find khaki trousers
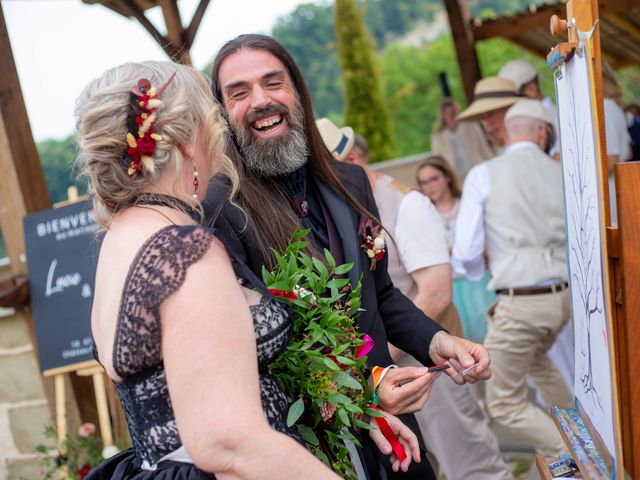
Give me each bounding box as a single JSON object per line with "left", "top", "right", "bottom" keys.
{"left": 484, "top": 289, "right": 574, "bottom": 456}
{"left": 397, "top": 355, "right": 513, "bottom": 480}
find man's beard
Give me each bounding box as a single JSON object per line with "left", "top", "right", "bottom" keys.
{"left": 231, "top": 99, "right": 309, "bottom": 177}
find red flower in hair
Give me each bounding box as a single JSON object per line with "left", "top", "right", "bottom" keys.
{"left": 137, "top": 135, "right": 156, "bottom": 156}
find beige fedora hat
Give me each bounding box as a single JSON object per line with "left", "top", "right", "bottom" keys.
{"left": 457, "top": 77, "right": 520, "bottom": 121}
{"left": 316, "top": 117, "right": 354, "bottom": 161}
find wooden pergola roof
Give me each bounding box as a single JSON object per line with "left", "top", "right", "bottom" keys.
{"left": 472, "top": 0, "right": 640, "bottom": 68}
{"left": 82, "top": 0, "right": 211, "bottom": 64}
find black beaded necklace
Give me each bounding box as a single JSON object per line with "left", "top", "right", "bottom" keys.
{"left": 131, "top": 192, "right": 198, "bottom": 220}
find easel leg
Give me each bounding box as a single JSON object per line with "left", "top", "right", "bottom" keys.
{"left": 54, "top": 374, "right": 70, "bottom": 479}
{"left": 92, "top": 372, "right": 113, "bottom": 447}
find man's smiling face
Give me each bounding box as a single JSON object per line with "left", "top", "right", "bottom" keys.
{"left": 218, "top": 48, "right": 308, "bottom": 176}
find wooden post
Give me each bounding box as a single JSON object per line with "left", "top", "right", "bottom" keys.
{"left": 0, "top": 3, "right": 50, "bottom": 216}
{"left": 612, "top": 161, "right": 640, "bottom": 478}
{"left": 443, "top": 0, "right": 482, "bottom": 105}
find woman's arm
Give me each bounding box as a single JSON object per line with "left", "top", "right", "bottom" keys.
{"left": 161, "top": 238, "right": 339, "bottom": 479}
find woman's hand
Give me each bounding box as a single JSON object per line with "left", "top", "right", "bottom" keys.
{"left": 368, "top": 410, "right": 421, "bottom": 473}
{"left": 376, "top": 366, "right": 440, "bottom": 414}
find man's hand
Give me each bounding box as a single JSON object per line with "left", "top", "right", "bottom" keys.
{"left": 368, "top": 410, "right": 421, "bottom": 473}
{"left": 428, "top": 330, "right": 491, "bottom": 384}
{"left": 376, "top": 366, "right": 440, "bottom": 415}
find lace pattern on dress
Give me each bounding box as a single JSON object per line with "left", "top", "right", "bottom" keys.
{"left": 105, "top": 225, "right": 298, "bottom": 466}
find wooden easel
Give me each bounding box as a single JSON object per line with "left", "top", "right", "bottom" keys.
{"left": 42, "top": 188, "right": 117, "bottom": 473}
{"left": 544, "top": 0, "right": 640, "bottom": 478}
{"left": 43, "top": 360, "right": 114, "bottom": 458}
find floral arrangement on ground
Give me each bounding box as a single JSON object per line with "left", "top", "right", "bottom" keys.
{"left": 36, "top": 423, "right": 120, "bottom": 480}
{"left": 262, "top": 229, "right": 380, "bottom": 479}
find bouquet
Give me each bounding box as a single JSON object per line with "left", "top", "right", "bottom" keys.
{"left": 262, "top": 230, "right": 379, "bottom": 479}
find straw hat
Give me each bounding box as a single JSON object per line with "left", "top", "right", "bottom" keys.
{"left": 457, "top": 77, "right": 520, "bottom": 121}
{"left": 499, "top": 60, "right": 537, "bottom": 91}
{"left": 505, "top": 98, "right": 554, "bottom": 126}
{"left": 316, "top": 117, "right": 354, "bottom": 161}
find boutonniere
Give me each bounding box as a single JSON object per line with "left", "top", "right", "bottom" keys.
{"left": 358, "top": 216, "right": 386, "bottom": 271}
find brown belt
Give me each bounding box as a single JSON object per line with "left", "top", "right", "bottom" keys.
{"left": 496, "top": 282, "right": 568, "bottom": 296}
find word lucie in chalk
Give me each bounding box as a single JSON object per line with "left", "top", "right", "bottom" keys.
{"left": 45, "top": 259, "right": 82, "bottom": 297}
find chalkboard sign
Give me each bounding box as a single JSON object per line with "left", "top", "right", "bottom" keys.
{"left": 23, "top": 200, "right": 102, "bottom": 374}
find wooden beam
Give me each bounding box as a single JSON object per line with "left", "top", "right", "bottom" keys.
{"left": 606, "top": 12, "right": 640, "bottom": 40}
{"left": 444, "top": 0, "right": 481, "bottom": 105}
{"left": 0, "top": 3, "right": 50, "bottom": 216}
{"left": 184, "top": 0, "right": 210, "bottom": 50}
{"left": 158, "top": 0, "right": 191, "bottom": 65}
{"left": 473, "top": 4, "right": 566, "bottom": 40}
{"left": 111, "top": 0, "right": 178, "bottom": 58}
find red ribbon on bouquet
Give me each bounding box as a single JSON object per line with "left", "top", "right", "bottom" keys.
{"left": 268, "top": 289, "right": 298, "bottom": 300}
{"left": 371, "top": 404, "right": 407, "bottom": 462}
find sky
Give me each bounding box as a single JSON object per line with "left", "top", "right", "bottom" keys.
{"left": 3, "top": 0, "right": 309, "bottom": 142}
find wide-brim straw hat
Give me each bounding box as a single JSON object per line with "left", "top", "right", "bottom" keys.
{"left": 457, "top": 77, "right": 520, "bottom": 121}
{"left": 316, "top": 117, "right": 354, "bottom": 161}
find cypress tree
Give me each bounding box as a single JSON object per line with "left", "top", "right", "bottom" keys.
{"left": 335, "top": 0, "right": 396, "bottom": 162}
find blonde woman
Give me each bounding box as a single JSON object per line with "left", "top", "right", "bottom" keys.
{"left": 79, "top": 61, "right": 340, "bottom": 480}
{"left": 80, "top": 61, "right": 417, "bottom": 480}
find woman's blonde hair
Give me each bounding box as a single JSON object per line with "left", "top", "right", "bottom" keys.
{"left": 432, "top": 97, "right": 459, "bottom": 134}
{"left": 416, "top": 154, "right": 461, "bottom": 199}
{"left": 75, "top": 61, "right": 238, "bottom": 227}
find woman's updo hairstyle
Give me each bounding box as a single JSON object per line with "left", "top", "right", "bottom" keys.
{"left": 75, "top": 61, "right": 237, "bottom": 227}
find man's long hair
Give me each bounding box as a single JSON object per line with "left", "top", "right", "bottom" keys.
{"left": 210, "top": 34, "right": 378, "bottom": 268}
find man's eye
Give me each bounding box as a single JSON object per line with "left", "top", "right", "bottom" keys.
{"left": 267, "top": 81, "right": 282, "bottom": 88}
{"left": 230, "top": 90, "right": 247, "bottom": 100}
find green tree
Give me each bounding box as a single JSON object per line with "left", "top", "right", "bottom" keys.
{"left": 37, "top": 135, "right": 83, "bottom": 204}
{"left": 273, "top": 2, "right": 344, "bottom": 121}
{"left": 335, "top": 0, "right": 395, "bottom": 162}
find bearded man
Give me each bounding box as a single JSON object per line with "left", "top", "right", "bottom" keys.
{"left": 203, "top": 34, "right": 490, "bottom": 479}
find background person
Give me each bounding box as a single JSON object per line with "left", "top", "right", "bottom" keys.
{"left": 453, "top": 99, "right": 573, "bottom": 456}
{"left": 498, "top": 59, "right": 560, "bottom": 158}
{"left": 456, "top": 76, "right": 520, "bottom": 153}
{"left": 321, "top": 121, "right": 512, "bottom": 480}
{"left": 430, "top": 97, "right": 495, "bottom": 179}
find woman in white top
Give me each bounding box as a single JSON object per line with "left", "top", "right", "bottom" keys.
{"left": 416, "top": 156, "right": 495, "bottom": 343}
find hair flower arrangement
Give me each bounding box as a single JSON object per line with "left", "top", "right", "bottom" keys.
{"left": 124, "top": 72, "right": 176, "bottom": 176}
{"left": 358, "top": 216, "right": 386, "bottom": 271}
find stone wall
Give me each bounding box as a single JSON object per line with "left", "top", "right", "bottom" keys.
{"left": 0, "top": 306, "right": 51, "bottom": 480}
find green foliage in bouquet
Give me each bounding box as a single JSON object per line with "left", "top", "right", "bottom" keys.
{"left": 262, "top": 229, "right": 380, "bottom": 479}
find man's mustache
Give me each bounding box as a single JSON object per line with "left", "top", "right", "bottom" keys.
{"left": 245, "top": 104, "right": 290, "bottom": 128}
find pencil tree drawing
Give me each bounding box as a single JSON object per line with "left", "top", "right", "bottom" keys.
{"left": 562, "top": 64, "right": 604, "bottom": 412}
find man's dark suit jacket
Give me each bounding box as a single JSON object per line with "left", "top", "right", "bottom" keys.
{"left": 203, "top": 161, "right": 443, "bottom": 369}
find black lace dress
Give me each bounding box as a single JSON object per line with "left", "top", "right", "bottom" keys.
{"left": 88, "top": 225, "right": 296, "bottom": 479}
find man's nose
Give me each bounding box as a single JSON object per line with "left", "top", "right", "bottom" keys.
{"left": 250, "top": 86, "right": 270, "bottom": 110}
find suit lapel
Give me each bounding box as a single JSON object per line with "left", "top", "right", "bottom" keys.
{"left": 315, "top": 178, "right": 363, "bottom": 289}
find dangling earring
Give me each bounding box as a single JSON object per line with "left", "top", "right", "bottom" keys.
{"left": 192, "top": 159, "right": 199, "bottom": 200}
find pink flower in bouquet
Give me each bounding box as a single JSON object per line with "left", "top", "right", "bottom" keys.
{"left": 356, "top": 334, "right": 374, "bottom": 359}
{"left": 78, "top": 423, "right": 97, "bottom": 438}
